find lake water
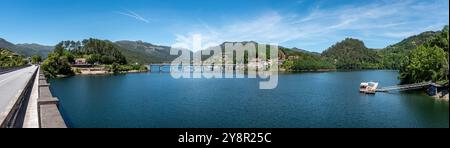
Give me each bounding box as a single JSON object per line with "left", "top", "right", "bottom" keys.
{"left": 49, "top": 70, "right": 449, "bottom": 128}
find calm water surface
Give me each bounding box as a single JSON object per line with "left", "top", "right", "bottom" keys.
{"left": 49, "top": 70, "right": 449, "bottom": 128}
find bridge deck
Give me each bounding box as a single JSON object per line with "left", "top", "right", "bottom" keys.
{"left": 0, "top": 66, "right": 38, "bottom": 127}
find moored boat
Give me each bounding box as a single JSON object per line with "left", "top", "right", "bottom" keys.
{"left": 360, "top": 81, "right": 379, "bottom": 94}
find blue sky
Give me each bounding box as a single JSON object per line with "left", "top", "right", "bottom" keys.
{"left": 0, "top": 0, "right": 448, "bottom": 52}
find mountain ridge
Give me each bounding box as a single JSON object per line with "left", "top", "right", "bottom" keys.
{"left": 1, "top": 25, "right": 447, "bottom": 66}
{"left": 0, "top": 38, "right": 53, "bottom": 57}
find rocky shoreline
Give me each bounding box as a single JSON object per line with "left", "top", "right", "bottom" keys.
{"left": 433, "top": 93, "right": 449, "bottom": 102}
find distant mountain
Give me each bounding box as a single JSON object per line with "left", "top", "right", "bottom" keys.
{"left": 199, "top": 41, "right": 335, "bottom": 71}
{"left": 16, "top": 43, "right": 53, "bottom": 57}
{"left": 0, "top": 38, "right": 53, "bottom": 57}
{"left": 291, "top": 47, "right": 320, "bottom": 56}
{"left": 322, "top": 38, "right": 380, "bottom": 69}
{"left": 0, "top": 38, "right": 17, "bottom": 51}
{"left": 379, "top": 30, "right": 440, "bottom": 69}
{"left": 218, "top": 41, "right": 282, "bottom": 56}
{"left": 114, "top": 40, "right": 334, "bottom": 71}
{"left": 216, "top": 41, "right": 313, "bottom": 59}
{"left": 17, "top": 43, "right": 54, "bottom": 52}
{"left": 115, "top": 40, "right": 313, "bottom": 64}
{"left": 115, "top": 40, "right": 178, "bottom": 64}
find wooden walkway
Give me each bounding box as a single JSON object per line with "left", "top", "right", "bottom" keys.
{"left": 376, "top": 82, "right": 433, "bottom": 92}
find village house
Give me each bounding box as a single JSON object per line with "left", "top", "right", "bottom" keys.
{"left": 73, "top": 58, "right": 93, "bottom": 68}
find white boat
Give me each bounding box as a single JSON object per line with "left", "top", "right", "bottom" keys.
{"left": 360, "top": 81, "right": 379, "bottom": 94}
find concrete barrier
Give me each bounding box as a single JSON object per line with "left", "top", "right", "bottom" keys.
{"left": 37, "top": 68, "right": 67, "bottom": 128}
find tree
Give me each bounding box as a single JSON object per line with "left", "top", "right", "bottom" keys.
{"left": 100, "top": 55, "right": 115, "bottom": 64}
{"left": 41, "top": 50, "right": 74, "bottom": 77}
{"left": 399, "top": 45, "right": 447, "bottom": 84}
{"left": 425, "top": 25, "right": 449, "bottom": 52}
{"left": 56, "top": 38, "right": 128, "bottom": 65}
{"left": 282, "top": 52, "right": 335, "bottom": 71}
{"left": 63, "top": 50, "right": 75, "bottom": 63}
{"left": 0, "top": 48, "right": 26, "bottom": 68}
{"left": 86, "top": 54, "right": 101, "bottom": 64}
{"left": 282, "top": 60, "right": 294, "bottom": 70}
{"left": 31, "top": 55, "right": 42, "bottom": 64}
{"left": 110, "top": 63, "right": 120, "bottom": 73}
{"left": 399, "top": 26, "right": 449, "bottom": 84}
{"left": 54, "top": 43, "right": 65, "bottom": 56}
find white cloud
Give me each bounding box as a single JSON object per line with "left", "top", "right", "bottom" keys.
{"left": 173, "top": 0, "right": 449, "bottom": 52}
{"left": 116, "top": 10, "right": 150, "bottom": 23}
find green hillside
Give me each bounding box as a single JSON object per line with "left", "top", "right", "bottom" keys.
{"left": 0, "top": 48, "right": 27, "bottom": 68}
{"left": 379, "top": 31, "right": 439, "bottom": 69}
{"left": 322, "top": 38, "right": 381, "bottom": 69}
{"left": 0, "top": 38, "right": 53, "bottom": 57}
{"left": 115, "top": 40, "right": 178, "bottom": 64}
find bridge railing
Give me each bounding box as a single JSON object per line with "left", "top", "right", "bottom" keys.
{"left": 37, "top": 68, "right": 67, "bottom": 128}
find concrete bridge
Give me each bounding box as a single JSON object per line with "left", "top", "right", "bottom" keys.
{"left": 149, "top": 63, "right": 248, "bottom": 73}
{"left": 0, "top": 66, "right": 66, "bottom": 128}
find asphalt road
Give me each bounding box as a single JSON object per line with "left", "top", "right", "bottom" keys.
{"left": 0, "top": 66, "right": 37, "bottom": 116}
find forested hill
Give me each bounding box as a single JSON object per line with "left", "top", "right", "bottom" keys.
{"left": 114, "top": 40, "right": 314, "bottom": 64}
{"left": 398, "top": 26, "right": 449, "bottom": 84}
{"left": 211, "top": 41, "right": 335, "bottom": 71}
{"left": 379, "top": 31, "right": 440, "bottom": 69}
{"left": 114, "top": 40, "right": 177, "bottom": 64}
{"left": 319, "top": 26, "right": 448, "bottom": 70}
{"left": 321, "top": 38, "right": 380, "bottom": 69}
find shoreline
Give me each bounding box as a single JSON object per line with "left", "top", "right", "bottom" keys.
{"left": 71, "top": 65, "right": 149, "bottom": 76}
{"left": 432, "top": 92, "right": 449, "bottom": 102}
{"left": 279, "top": 68, "right": 337, "bottom": 72}
{"left": 74, "top": 70, "right": 149, "bottom": 76}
